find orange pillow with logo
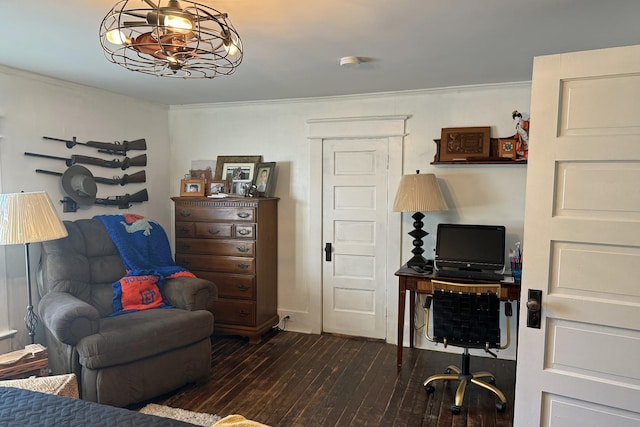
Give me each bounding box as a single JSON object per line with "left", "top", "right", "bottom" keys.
{"left": 115, "top": 275, "right": 165, "bottom": 312}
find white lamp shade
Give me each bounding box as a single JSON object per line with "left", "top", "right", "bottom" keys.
{"left": 0, "top": 191, "right": 68, "bottom": 245}
{"left": 392, "top": 173, "right": 448, "bottom": 213}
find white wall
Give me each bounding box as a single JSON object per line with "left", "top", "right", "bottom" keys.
{"left": 0, "top": 66, "right": 170, "bottom": 352}
{"left": 169, "top": 82, "right": 531, "bottom": 358}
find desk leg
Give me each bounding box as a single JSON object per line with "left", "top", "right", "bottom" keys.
{"left": 397, "top": 278, "right": 406, "bottom": 371}
{"left": 409, "top": 290, "right": 415, "bottom": 350}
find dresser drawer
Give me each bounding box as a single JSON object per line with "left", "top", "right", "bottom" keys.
{"left": 212, "top": 299, "right": 256, "bottom": 326}
{"left": 176, "top": 239, "right": 255, "bottom": 257}
{"left": 175, "top": 222, "right": 195, "bottom": 237}
{"left": 234, "top": 224, "right": 255, "bottom": 239}
{"left": 175, "top": 206, "right": 255, "bottom": 222}
{"left": 176, "top": 254, "right": 255, "bottom": 274}
{"left": 194, "top": 271, "right": 256, "bottom": 300}
{"left": 194, "top": 223, "right": 233, "bottom": 238}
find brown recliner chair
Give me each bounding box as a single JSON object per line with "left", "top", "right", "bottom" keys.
{"left": 37, "top": 218, "right": 217, "bottom": 407}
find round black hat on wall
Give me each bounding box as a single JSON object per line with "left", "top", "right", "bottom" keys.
{"left": 61, "top": 165, "right": 97, "bottom": 206}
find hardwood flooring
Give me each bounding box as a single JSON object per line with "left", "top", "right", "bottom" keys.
{"left": 154, "top": 331, "right": 516, "bottom": 426}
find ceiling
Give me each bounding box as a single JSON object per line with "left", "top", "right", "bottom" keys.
{"left": 2, "top": 0, "right": 639, "bottom": 105}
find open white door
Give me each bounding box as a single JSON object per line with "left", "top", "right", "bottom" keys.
{"left": 514, "top": 45, "right": 640, "bottom": 426}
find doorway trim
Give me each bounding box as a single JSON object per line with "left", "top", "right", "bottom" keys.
{"left": 307, "top": 115, "right": 408, "bottom": 342}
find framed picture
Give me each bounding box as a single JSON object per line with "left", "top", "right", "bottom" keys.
{"left": 180, "top": 179, "right": 205, "bottom": 196}
{"left": 209, "top": 179, "right": 228, "bottom": 194}
{"left": 191, "top": 159, "right": 216, "bottom": 173}
{"left": 252, "top": 162, "right": 276, "bottom": 197}
{"left": 439, "top": 127, "right": 491, "bottom": 161}
{"left": 222, "top": 162, "right": 255, "bottom": 182}
{"left": 215, "top": 156, "right": 262, "bottom": 179}
{"left": 231, "top": 179, "right": 252, "bottom": 196}
{"left": 497, "top": 138, "right": 516, "bottom": 159}
{"left": 189, "top": 167, "right": 213, "bottom": 181}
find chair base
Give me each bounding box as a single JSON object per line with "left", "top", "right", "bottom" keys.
{"left": 423, "top": 353, "right": 507, "bottom": 414}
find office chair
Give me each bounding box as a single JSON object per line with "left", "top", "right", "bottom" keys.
{"left": 422, "top": 280, "right": 512, "bottom": 414}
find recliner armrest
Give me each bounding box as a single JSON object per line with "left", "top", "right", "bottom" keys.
{"left": 164, "top": 277, "right": 218, "bottom": 311}
{"left": 38, "top": 291, "right": 100, "bottom": 346}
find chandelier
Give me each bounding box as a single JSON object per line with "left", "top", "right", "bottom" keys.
{"left": 99, "top": 0, "right": 243, "bottom": 78}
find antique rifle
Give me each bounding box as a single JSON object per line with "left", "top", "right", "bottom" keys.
{"left": 43, "top": 136, "right": 146, "bottom": 156}
{"left": 25, "top": 151, "right": 147, "bottom": 170}
{"left": 60, "top": 189, "right": 149, "bottom": 212}
{"left": 35, "top": 169, "right": 146, "bottom": 186}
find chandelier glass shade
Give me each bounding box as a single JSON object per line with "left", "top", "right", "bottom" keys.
{"left": 100, "top": 0, "right": 243, "bottom": 78}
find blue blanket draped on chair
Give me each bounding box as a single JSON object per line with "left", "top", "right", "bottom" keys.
{"left": 94, "top": 214, "right": 194, "bottom": 314}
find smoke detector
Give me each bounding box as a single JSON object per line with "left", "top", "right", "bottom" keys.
{"left": 340, "top": 56, "right": 362, "bottom": 66}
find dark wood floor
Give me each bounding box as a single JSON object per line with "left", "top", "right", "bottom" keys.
{"left": 154, "top": 331, "right": 516, "bottom": 427}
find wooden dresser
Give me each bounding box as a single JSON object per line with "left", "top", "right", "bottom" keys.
{"left": 171, "top": 196, "right": 279, "bottom": 343}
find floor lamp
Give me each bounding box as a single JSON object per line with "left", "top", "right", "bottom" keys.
{"left": 393, "top": 171, "right": 448, "bottom": 272}
{"left": 0, "top": 191, "right": 68, "bottom": 344}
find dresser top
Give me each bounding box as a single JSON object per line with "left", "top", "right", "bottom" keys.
{"left": 172, "top": 196, "right": 279, "bottom": 207}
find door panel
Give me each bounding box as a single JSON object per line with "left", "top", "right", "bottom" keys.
{"left": 542, "top": 394, "right": 640, "bottom": 427}
{"left": 555, "top": 161, "right": 640, "bottom": 220}
{"left": 514, "top": 45, "right": 640, "bottom": 426}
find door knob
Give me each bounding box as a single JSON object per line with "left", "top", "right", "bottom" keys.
{"left": 526, "top": 289, "right": 542, "bottom": 329}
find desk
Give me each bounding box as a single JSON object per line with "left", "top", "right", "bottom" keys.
{"left": 394, "top": 266, "right": 521, "bottom": 371}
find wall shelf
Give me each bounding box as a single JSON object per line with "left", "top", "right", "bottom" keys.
{"left": 431, "top": 137, "right": 528, "bottom": 165}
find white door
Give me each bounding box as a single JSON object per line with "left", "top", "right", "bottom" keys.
{"left": 514, "top": 45, "right": 640, "bottom": 426}
{"left": 322, "top": 138, "right": 389, "bottom": 339}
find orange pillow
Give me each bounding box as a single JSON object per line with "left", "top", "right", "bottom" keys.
{"left": 115, "top": 275, "right": 165, "bottom": 312}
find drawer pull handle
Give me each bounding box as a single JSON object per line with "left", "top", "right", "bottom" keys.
{"left": 237, "top": 229, "right": 251, "bottom": 236}
{"left": 179, "top": 244, "right": 191, "bottom": 250}
{"left": 237, "top": 263, "right": 249, "bottom": 269}
{"left": 237, "top": 212, "right": 250, "bottom": 219}
{"left": 208, "top": 229, "right": 221, "bottom": 235}
{"left": 178, "top": 259, "right": 190, "bottom": 266}
{"left": 179, "top": 227, "right": 190, "bottom": 234}
{"left": 237, "top": 285, "right": 250, "bottom": 291}
{"left": 237, "top": 246, "right": 250, "bottom": 253}
{"left": 238, "top": 310, "right": 249, "bottom": 317}
{"left": 180, "top": 210, "right": 191, "bottom": 217}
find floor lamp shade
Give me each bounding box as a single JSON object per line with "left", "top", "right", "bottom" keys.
{"left": 393, "top": 172, "right": 447, "bottom": 270}
{"left": 0, "top": 191, "right": 68, "bottom": 343}
{"left": 0, "top": 192, "right": 68, "bottom": 244}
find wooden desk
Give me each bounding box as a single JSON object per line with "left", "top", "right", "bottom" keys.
{"left": 394, "top": 266, "right": 521, "bottom": 371}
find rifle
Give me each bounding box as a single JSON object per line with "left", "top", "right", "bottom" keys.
{"left": 60, "top": 189, "right": 149, "bottom": 212}
{"left": 43, "top": 136, "right": 146, "bottom": 156}
{"left": 35, "top": 169, "right": 146, "bottom": 186}
{"left": 25, "top": 151, "right": 147, "bottom": 170}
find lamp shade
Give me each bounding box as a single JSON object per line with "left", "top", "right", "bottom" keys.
{"left": 393, "top": 173, "right": 448, "bottom": 213}
{"left": 0, "top": 191, "right": 68, "bottom": 245}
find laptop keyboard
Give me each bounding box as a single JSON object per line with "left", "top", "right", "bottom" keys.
{"left": 436, "top": 269, "right": 504, "bottom": 282}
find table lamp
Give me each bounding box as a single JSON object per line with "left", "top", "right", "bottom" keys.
{"left": 0, "top": 191, "right": 68, "bottom": 344}
{"left": 393, "top": 171, "right": 448, "bottom": 271}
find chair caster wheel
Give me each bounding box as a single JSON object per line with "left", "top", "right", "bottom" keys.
{"left": 445, "top": 368, "right": 452, "bottom": 374}
{"left": 496, "top": 402, "right": 507, "bottom": 412}
{"left": 449, "top": 405, "right": 461, "bottom": 415}
{"left": 424, "top": 384, "right": 435, "bottom": 393}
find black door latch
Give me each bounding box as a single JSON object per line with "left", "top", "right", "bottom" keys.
{"left": 325, "top": 243, "right": 332, "bottom": 261}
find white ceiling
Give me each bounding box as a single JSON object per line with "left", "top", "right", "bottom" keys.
{"left": 2, "top": 0, "right": 639, "bottom": 105}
